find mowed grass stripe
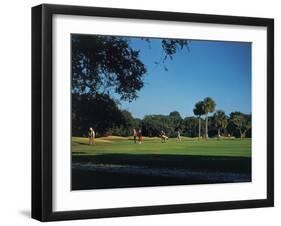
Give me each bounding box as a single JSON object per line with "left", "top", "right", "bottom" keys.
{"left": 72, "top": 137, "right": 251, "bottom": 157}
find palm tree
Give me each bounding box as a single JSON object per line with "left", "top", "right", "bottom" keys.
{"left": 213, "top": 110, "right": 227, "bottom": 139}
{"left": 230, "top": 112, "right": 251, "bottom": 139}
{"left": 202, "top": 97, "right": 216, "bottom": 139}
{"left": 193, "top": 101, "right": 205, "bottom": 139}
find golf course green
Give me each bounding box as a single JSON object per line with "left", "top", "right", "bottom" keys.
{"left": 72, "top": 136, "right": 251, "bottom": 157}
{"left": 72, "top": 136, "right": 251, "bottom": 190}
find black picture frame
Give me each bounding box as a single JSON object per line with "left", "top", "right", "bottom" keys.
{"left": 32, "top": 4, "right": 274, "bottom": 222}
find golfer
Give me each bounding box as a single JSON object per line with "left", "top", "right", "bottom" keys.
{"left": 88, "top": 127, "right": 95, "bottom": 145}
{"left": 138, "top": 128, "right": 143, "bottom": 144}
{"left": 133, "top": 128, "right": 137, "bottom": 144}
{"left": 177, "top": 130, "right": 181, "bottom": 142}
{"left": 160, "top": 130, "right": 168, "bottom": 143}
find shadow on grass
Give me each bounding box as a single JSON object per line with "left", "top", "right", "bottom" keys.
{"left": 72, "top": 154, "right": 251, "bottom": 190}
{"left": 73, "top": 141, "right": 89, "bottom": 146}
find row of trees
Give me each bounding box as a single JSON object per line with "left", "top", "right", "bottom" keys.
{"left": 193, "top": 97, "right": 251, "bottom": 139}
{"left": 72, "top": 95, "right": 251, "bottom": 139}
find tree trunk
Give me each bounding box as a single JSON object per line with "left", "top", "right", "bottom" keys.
{"left": 217, "top": 128, "right": 220, "bottom": 140}
{"left": 205, "top": 113, "right": 208, "bottom": 139}
{"left": 198, "top": 117, "right": 201, "bottom": 139}
{"left": 241, "top": 130, "right": 246, "bottom": 139}
{"left": 239, "top": 129, "right": 243, "bottom": 139}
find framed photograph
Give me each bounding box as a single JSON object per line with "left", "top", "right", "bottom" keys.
{"left": 32, "top": 4, "right": 274, "bottom": 221}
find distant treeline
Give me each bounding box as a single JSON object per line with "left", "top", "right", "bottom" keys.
{"left": 72, "top": 94, "right": 251, "bottom": 139}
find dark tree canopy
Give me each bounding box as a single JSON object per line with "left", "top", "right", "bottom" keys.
{"left": 193, "top": 101, "right": 205, "bottom": 117}
{"left": 213, "top": 110, "right": 228, "bottom": 138}
{"left": 169, "top": 111, "right": 183, "bottom": 130}
{"left": 228, "top": 112, "right": 251, "bottom": 138}
{"left": 182, "top": 116, "right": 200, "bottom": 137}
{"left": 72, "top": 93, "right": 125, "bottom": 136}
{"left": 161, "top": 39, "right": 189, "bottom": 60}
{"left": 109, "top": 110, "right": 141, "bottom": 137}
{"left": 141, "top": 112, "right": 183, "bottom": 138}
{"left": 72, "top": 34, "right": 189, "bottom": 101}
{"left": 169, "top": 111, "right": 182, "bottom": 119}
{"left": 202, "top": 97, "right": 216, "bottom": 115}
{"left": 72, "top": 35, "right": 147, "bottom": 101}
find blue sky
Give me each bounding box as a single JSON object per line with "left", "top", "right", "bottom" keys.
{"left": 119, "top": 37, "right": 251, "bottom": 119}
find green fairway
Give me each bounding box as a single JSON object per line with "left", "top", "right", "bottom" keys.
{"left": 72, "top": 136, "right": 251, "bottom": 157}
